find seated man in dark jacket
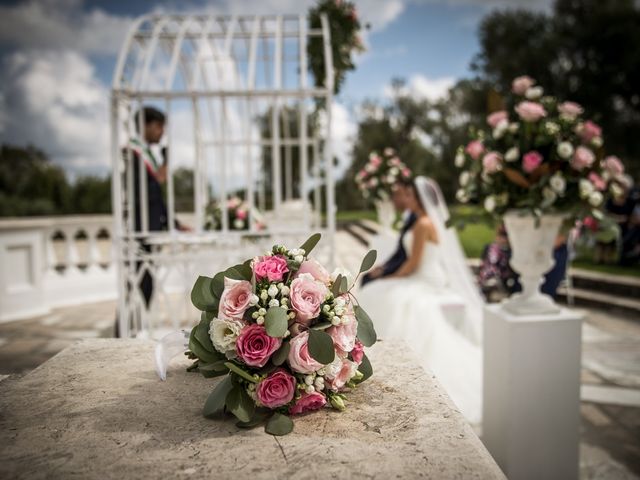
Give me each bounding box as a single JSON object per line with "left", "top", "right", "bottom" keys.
{"left": 362, "top": 180, "right": 416, "bottom": 286}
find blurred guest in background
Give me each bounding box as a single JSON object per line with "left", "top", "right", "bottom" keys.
{"left": 478, "top": 224, "right": 518, "bottom": 302}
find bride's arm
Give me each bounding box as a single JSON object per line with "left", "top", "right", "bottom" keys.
{"left": 390, "top": 219, "right": 432, "bottom": 277}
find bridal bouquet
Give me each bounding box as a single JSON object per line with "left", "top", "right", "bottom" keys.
{"left": 205, "top": 196, "right": 266, "bottom": 231}
{"left": 454, "top": 75, "right": 627, "bottom": 219}
{"left": 187, "top": 233, "right": 377, "bottom": 435}
{"left": 355, "top": 148, "right": 412, "bottom": 201}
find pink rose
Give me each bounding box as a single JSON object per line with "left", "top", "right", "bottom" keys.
{"left": 588, "top": 172, "right": 606, "bottom": 191}
{"left": 402, "top": 167, "right": 411, "bottom": 178}
{"left": 369, "top": 155, "right": 382, "bottom": 167}
{"left": 287, "top": 330, "right": 324, "bottom": 374}
{"left": 289, "top": 391, "right": 327, "bottom": 415}
{"left": 227, "top": 197, "right": 241, "bottom": 209}
{"left": 515, "top": 101, "right": 547, "bottom": 122}
{"left": 482, "top": 152, "right": 502, "bottom": 174}
{"left": 571, "top": 146, "right": 595, "bottom": 171}
{"left": 236, "top": 209, "right": 247, "bottom": 220}
{"left": 603, "top": 156, "right": 624, "bottom": 176}
{"left": 289, "top": 273, "right": 329, "bottom": 325}
{"left": 253, "top": 255, "right": 289, "bottom": 283}
{"left": 351, "top": 340, "right": 364, "bottom": 365}
{"left": 580, "top": 120, "right": 602, "bottom": 143}
{"left": 522, "top": 151, "right": 543, "bottom": 173}
{"left": 558, "top": 101, "right": 583, "bottom": 118}
{"left": 218, "top": 277, "right": 253, "bottom": 320}
{"left": 583, "top": 216, "right": 599, "bottom": 232}
{"left": 465, "top": 140, "right": 485, "bottom": 161}
{"left": 487, "top": 110, "right": 508, "bottom": 128}
{"left": 296, "top": 259, "right": 330, "bottom": 285}
{"left": 512, "top": 75, "right": 535, "bottom": 95}
{"left": 256, "top": 368, "right": 296, "bottom": 409}
{"left": 325, "top": 356, "right": 358, "bottom": 392}
{"left": 236, "top": 324, "right": 282, "bottom": 367}
{"left": 327, "top": 314, "right": 358, "bottom": 355}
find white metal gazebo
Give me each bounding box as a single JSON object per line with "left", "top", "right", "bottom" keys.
{"left": 111, "top": 13, "right": 336, "bottom": 338}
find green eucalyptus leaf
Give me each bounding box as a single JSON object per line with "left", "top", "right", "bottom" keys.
{"left": 358, "top": 354, "right": 373, "bottom": 382}
{"left": 198, "top": 360, "right": 229, "bottom": 372}
{"left": 299, "top": 233, "right": 322, "bottom": 256}
{"left": 225, "top": 385, "right": 255, "bottom": 423}
{"left": 339, "top": 275, "right": 348, "bottom": 294}
{"left": 203, "top": 375, "right": 233, "bottom": 418}
{"left": 189, "top": 327, "right": 219, "bottom": 364}
{"left": 331, "top": 274, "right": 343, "bottom": 296}
{"left": 355, "top": 305, "right": 377, "bottom": 347}
{"left": 211, "top": 272, "right": 226, "bottom": 298}
{"left": 264, "top": 307, "right": 288, "bottom": 338}
{"left": 311, "top": 321, "right": 332, "bottom": 330}
{"left": 271, "top": 342, "right": 291, "bottom": 366}
{"left": 307, "top": 328, "right": 335, "bottom": 364}
{"left": 236, "top": 410, "right": 270, "bottom": 429}
{"left": 224, "top": 362, "right": 258, "bottom": 383}
{"left": 190, "top": 276, "right": 216, "bottom": 311}
{"left": 359, "top": 250, "right": 377, "bottom": 274}
{"left": 265, "top": 412, "right": 294, "bottom": 436}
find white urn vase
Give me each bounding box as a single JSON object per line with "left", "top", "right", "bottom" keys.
{"left": 374, "top": 198, "right": 396, "bottom": 232}
{"left": 502, "top": 210, "right": 566, "bottom": 316}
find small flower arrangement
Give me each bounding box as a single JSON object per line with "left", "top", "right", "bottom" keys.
{"left": 205, "top": 196, "right": 266, "bottom": 231}
{"left": 187, "top": 233, "right": 377, "bottom": 435}
{"left": 454, "top": 75, "right": 627, "bottom": 219}
{"left": 354, "top": 148, "right": 412, "bottom": 201}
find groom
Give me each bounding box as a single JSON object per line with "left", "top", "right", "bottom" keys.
{"left": 361, "top": 179, "right": 417, "bottom": 286}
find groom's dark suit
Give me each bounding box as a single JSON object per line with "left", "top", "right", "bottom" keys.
{"left": 361, "top": 212, "right": 417, "bottom": 286}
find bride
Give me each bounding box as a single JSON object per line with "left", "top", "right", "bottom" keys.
{"left": 357, "top": 176, "right": 484, "bottom": 424}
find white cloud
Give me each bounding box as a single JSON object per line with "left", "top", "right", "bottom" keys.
{"left": 330, "top": 102, "right": 358, "bottom": 177}
{"left": 1, "top": 50, "right": 109, "bottom": 174}
{"left": 0, "top": 0, "right": 132, "bottom": 56}
{"left": 384, "top": 74, "right": 455, "bottom": 102}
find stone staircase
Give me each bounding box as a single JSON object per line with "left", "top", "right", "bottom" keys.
{"left": 341, "top": 219, "right": 640, "bottom": 319}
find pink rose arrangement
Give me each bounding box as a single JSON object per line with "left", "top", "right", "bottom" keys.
{"left": 187, "top": 234, "right": 377, "bottom": 435}
{"left": 355, "top": 148, "right": 412, "bottom": 201}
{"left": 454, "top": 75, "right": 627, "bottom": 218}
{"left": 205, "top": 196, "right": 267, "bottom": 232}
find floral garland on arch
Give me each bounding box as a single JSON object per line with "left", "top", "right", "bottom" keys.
{"left": 205, "top": 196, "right": 266, "bottom": 232}
{"left": 187, "top": 234, "right": 378, "bottom": 435}
{"left": 354, "top": 148, "right": 413, "bottom": 202}
{"left": 454, "top": 75, "right": 627, "bottom": 220}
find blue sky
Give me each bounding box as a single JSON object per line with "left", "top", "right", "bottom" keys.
{"left": 0, "top": 0, "right": 550, "bottom": 177}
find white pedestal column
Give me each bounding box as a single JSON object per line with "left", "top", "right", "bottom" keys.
{"left": 482, "top": 304, "right": 582, "bottom": 480}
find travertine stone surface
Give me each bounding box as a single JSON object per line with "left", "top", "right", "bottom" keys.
{"left": 0, "top": 339, "right": 504, "bottom": 479}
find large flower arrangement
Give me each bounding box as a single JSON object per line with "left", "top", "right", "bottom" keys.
{"left": 454, "top": 75, "right": 627, "bottom": 219}
{"left": 308, "top": 0, "right": 366, "bottom": 100}
{"left": 187, "top": 234, "right": 377, "bottom": 435}
{"left": 354, "top": 148, "right": 412, "bottom": 201}
{"left": 205, "top": 196, "right": 266, "bottom": 231}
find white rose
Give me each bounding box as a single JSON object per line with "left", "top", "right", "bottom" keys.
{"left": 579, "top": 179, "right": 595, "bottom": 198}
{"left": 591, "top": 136, "right": 603, "bottom": 148}
{"left": 492, "top": 120, "right": 508, "bottom": 139}
{"left": 505, "top": 147, "right": 520, "bottom": 162}
{"left": 370, "top": 178, "right": 379, "bottom": 186}
{"left": 589, "top": 191, "right": 603, "bottom": 207}
{"left": 550, "top": 173, "right": 566, "bottom": 194}
{"left": 331, "top": 267, "right": 354, "bottom": 287}
{"left": 233, "top": 219, "right": 245, "bottom": 230}
{"left": 557, "top": 142, "right": 574, "bottom": 159}
{"left": 389, "top": 167, "right": 400, "bottom": 176}
{"left": 508, "top": 122, "right": 519, "bottom": 134}
{"left": 543, "top": 187, "right": 557, "bottom": 204}
{"left": 456, "top": 189, "right": 469, "bottom": 204}
{"left": 484, "top": 196, "right": 497, "bottom": 213}
{"left": 610, "top": 182, "right": 624, "bottom": 198}
{"left": 459, "top": 171, "right": 471, "bottom": 187}
{"left": 209, "top": 317, "right": 245, "bottom": 356}
{"left": 525, "top": 86, "right": 544, "bottom": 100}
{"left": 365, "top": 164, "right": 374, "bottom": 173}
{"left": 455, "top": 150, "right": 465, "bottom": 168}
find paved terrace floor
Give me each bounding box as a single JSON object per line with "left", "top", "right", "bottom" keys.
{"left": 0, "top": 231, "right": 638, "bottom": 479}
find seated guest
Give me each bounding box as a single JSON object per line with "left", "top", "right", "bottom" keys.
{"left": 478, "top": 224, "right": 519, "bottom": 302}
{"left": 361, "top": 179, "right": 416, "bottom": 286}
{"left": 620, "top": 184, "right": 640, "bottom": 266}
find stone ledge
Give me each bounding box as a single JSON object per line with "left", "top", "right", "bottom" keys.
{"left": 0, "top": 338, "right": 504, "bottom": 479}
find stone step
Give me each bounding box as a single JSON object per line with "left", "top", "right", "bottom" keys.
{"left": 557, "top": 287, "right": 640, "bottom": 319}
{"left": 568, "top": 268, "right": 640, "bottom": 299}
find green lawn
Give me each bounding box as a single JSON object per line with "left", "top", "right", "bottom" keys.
{"left": 571, "top": 260, "right": 640, "bottom": 278}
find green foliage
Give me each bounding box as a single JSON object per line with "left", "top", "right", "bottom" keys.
{"left": 354, "top": 305, "right": 377, "bottom": 347}
{"left": 226, "top": 383, "right": 255, "bottom": 423}
{"left": 264, "top": 307, "right": 288, "bottom": 338}
{"left": 203, "top": 376, "right": 234, "bottom": 418}
{"left": 307, "top": 328, "right": 335, "bottom": 364}
{"left": 265, "top": 412, "right": 294, "bottom": 436}
{"left": 300, "top": 233, "right": 322, "bottom": 256}
{"left": 359, "top": 250, "right": 377, "bottom": 274}
{"left": 357, "top": 354, "right": 373, "bottom": 383}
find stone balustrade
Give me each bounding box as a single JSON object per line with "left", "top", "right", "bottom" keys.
{"left": 0, "top": 215, "right": 116, "bottom": 322}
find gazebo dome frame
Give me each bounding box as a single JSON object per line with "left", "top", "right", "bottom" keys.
{"left": 110, "top": 13, "right": 336, "bottom": 338}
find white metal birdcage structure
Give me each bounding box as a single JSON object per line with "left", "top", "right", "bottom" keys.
{"left": 111, "top": 13, "right": 336, "bottom": 338}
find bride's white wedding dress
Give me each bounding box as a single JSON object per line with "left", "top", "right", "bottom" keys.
{"left": 357, "top": 228, "right": 482, "bottom": 424}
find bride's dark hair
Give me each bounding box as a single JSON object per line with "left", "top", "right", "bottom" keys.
{"left": 397, "top": 176, "right": 438, "bottom": 212}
